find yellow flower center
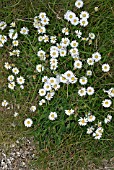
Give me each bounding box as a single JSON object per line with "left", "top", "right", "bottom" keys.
{"left": 81, "top": 120, "right": 85, "bottom": 123}
{"left": 83, "top": 14, "right": 86, "bottom": 17}
{"left": 69, "top": 15, "right": 73, "bottom": 19}
{"left": 82, "top": 21, "right": 85, "bottom": 24}
{"left": 51, "top": 114, "right": 54, "bottom": 118}
{"left": 50, "top": 80, "right": 54, "bottom": 83}
{"left": 95, "top": 55, "right": 98, "bottom": 58}
{"left": 71, "top": 77, "right": 75, "bottom": 81}
{"left": 105, "top": 101, "right": 109, "bottom": 105}
{"left": 67, "top": 73, "right": 71, "bottom": 77}
{"left": 27, "top": 121, "right": 31, "bottom": 124}
{"left": 104, "top": 66, "right": 107, "bottom": 69}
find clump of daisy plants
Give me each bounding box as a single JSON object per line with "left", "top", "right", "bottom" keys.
{"left": 1, "top": 0, "right": 113, "bottom": 142}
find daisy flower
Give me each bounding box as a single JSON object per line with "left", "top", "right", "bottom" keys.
{"left": 82, "top": 37, "right": 89, "bottom": 41}
{"left": 87, "top": 58, "right": 94, "bottom": 65}
{"left": 93, "top": 132, "right": 102, "bottom": 139}
{"left": 17, "top": 76, "right": 25, "bottom": 85}
{"left": 0, "top": 21, "right": 7, "bottom": 30}
{"left": 39, "top": 99, "right": 46, "bottom": 106}
{"left": 4, "top": 62, "right": 11, "bottom": 70}
{"left": 33, "top": 21, "right": 41, "bottom": 29}
{"left": 61, "top": 37, "right": 70, "bottom": 47}
{"left": 2, "top": 100, "right": 8, "bottom": 107}
{"left": 87, "top": 115, "right": 96, "bottom": 122}
{"left": 60, "top": 75, "right": 67, "bottom": 84}
{"left": 108, "top": 88, "right": 114, "bottom": 98}
{"left": 41, "top": 17, "right": 49, "bottom": 25}
{"left": 9, "top": 29, "right": 18, "bottom": 39}
{"left": 79, "top": 76, "right": 88, "bottom": 85}
{"left": 70, "top": 40, "right": 78, "bottom": 48}
{"left": 64, "top": 10, "right": 76, "bottom": 22}
{"left": 43, "top": 34, "right": 49, "bottom": 42}
{"left": 50, "top": 59, "right": 58, "bottom": 66}
{"left": 102, "top": 99, "right": 112, "bottom": 108}
{"left": 64, "top": 70, "right": 74, "bottom": 80}
{"left": 12, "top": 67, "right": 19, "bottom": 75}
{"left": 53, "top": 84, "right": 60, "bottom": 91}
{"left": 87, "top": 87, "right": 94, "bottom": 95}
{"left": 96, "top": 127, "right": 104, "bottom": 134}
{"left": 34, "top": 16, "right": 39, "bottom": 22}
{"left": 70, "top": 48, "right": 79, "bottom": 58}
{"left": 10, "top": 22, "right": 16, "bottom": 27}
{"left": 42, "top": 76, "right": 49, "bottom": 83}
{"left": 80, "top": 11, "right": 89, "bottom": 19}
{"left": 62, "top": 27, "right": 69, "bottom": 35}
{"left": 0, "top": 35, "right": 7, "bottom": 43}
{"left": 14, "top": 112, "right": 19, "bottom": 117}
{"left": 36, "top": 64, "right": 44, "bottom": 72}
{"left": 9, "top": 49, "right": 20, "bottom": 57}
{"left": 69, "top": 76, "right": 78, "bottom": 84}
{"left": 50, "top": 64, "right": 58, "bottom": 70}
{"left": 60, "top": 49, "right": 67, "bottom": 57}
{"left": 37, "top": 50, "right": 46, "bottom": 61}
{"left": 38, "top": 26, "right": 46, "bottom": 34}
{"left": 39, "top": 12, "right": 46, "bottom": 19}
{"left": 65, "top": 109, "right": 74, "bottom": 116}
{"left": 48, "top": 77, "right": 57, "bottom": 86}
{"left": 8, "top": 75, "right": 14, "bottom": 82}
{"left": 97, "top": 121, "right": 102, "bottom": 127}
{"left": 20, "top": 85, "right": 24, "bottom": 89}
{"left": 43, "top": 83, "right": 52, "bottom": 91}
{"left": 78, "top": 117, "right": 88, "bottom": 126}
{"left": 87, "top": 126, "right": 94, "bottom": 134}
{"left": 86, "top": 70, "right": 92, "bottom": 76}
{"left": 50, "top": 45, "right": 58, "bottom": 51}
{"left": 74, "top": 60, "right": 82, "bottom": 69}
{"left": 75, "top": 0, "right": 83, "bottom": 8}
{"left": 48, "top": 112, "right": 57, "bottom": 121}
{"left": 34, "top": 22, "right": 41, "bottom": 29}
{"left": 50, "top": 36, "right": 57, "bottom": 44}
{"left": 8, "top": 82, "right": 16, "bottom": 90}
{"left": 103, "top": 88, "right": 114, "bottom": 98}
{"left": 104, "top": 114, "right": 112, "bottom": 124}
{"left": 38, "top": 88, "right": 46, "bottom": 96}
{"left": 80, "top": 19, "right": 88, "bottom": 27}
{"left": 78, "top": 87, "right": 86, "bottom": 96}
{"left": 30, "top": 106, "right": 36, "bottom": 112}
{"left": 75, "top": 30, "right": 82, "bottom": 38}
{"left": 38, "top": 36, "right": 44, "bottom": 42}
{"left": 92, "top": 52, "right": 101, "bottom": 62}
{"left": 45, "top": 92, "right": 55, "bottom": 101}
{"left": 71, "top": 17, "right": 79, "bottom": 26}
{"left": 12, "top": 40, "right": 19, "bottom": 46}
{"left": 50, "top": 49, "right": 59, "bottom": 58}
{"left": 89, "top": 33, "right": 95, "bottom": 39}
{"left": 20, "top": 27, "right": 29, "bottom": 35}
{"left": 24, "top": 118, "right": 33, "bottom": 127}
{"left": 102, "top": 63, "right": 110, "bottom": 72}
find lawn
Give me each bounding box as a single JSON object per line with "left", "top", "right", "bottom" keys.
{"left": 0, "top": 0, "right": 114, "bottom": 169}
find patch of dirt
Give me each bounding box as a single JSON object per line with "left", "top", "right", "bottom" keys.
{"left": 87, "top": 158, "right": 114, "bottom": 170}
{"left": 0, "top": 137, "right": 38, "bottom": 170}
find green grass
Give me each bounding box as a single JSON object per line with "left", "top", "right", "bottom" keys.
{"left": 0, "top": 0, "right": 114, "bottom": 169}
